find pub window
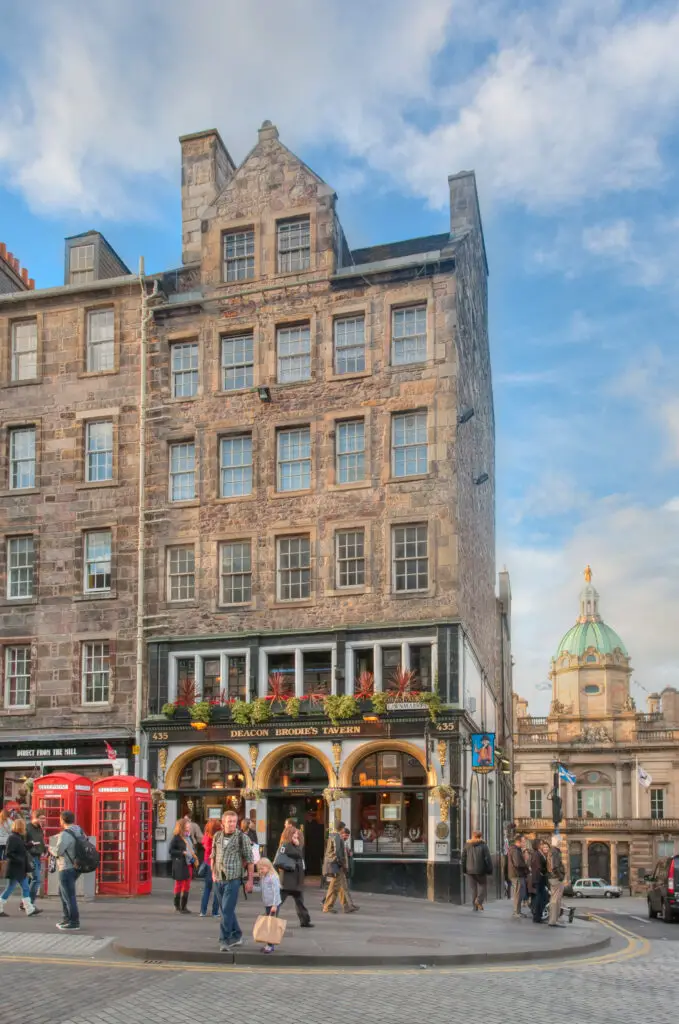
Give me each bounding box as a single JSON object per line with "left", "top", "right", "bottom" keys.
{"left": 175, "top": 657, "right": 196, "bottom": 703}
{"left": 529, "top": 789, "right": 543, "bottom": 818}
{"left": 381, "top": 647, "right": 402, "bottom": 691}
{"left": 410, "top": 644, "right": 432, "bottom": 691}
{"left": 225, "top": 654, "right": 248, "bottom": 701}
{"left": 177, "top": 755, "right": 244, "bottom": 790}
{"left": 267, "top": 652, "right": 295, "bottom": 689}
{"left": 351, "top": 751, "right": 428, "bottom": 857}
{"left": 202, "top": 658, "right": 221, "bottom": 701}
{"left": 302, "top": 650, "right": 332, "bottom": 696}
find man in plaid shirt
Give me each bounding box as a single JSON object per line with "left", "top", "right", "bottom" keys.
{"left": 211, "top": 808, "right": 254, "bottom": 951}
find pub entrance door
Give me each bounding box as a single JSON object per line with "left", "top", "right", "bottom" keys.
{"left": 267, "top": 795, "right": 327, "bottom": 875}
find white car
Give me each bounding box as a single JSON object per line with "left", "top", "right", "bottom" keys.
{"left": 570, "top": 877, "right": 622, "bottom": 898}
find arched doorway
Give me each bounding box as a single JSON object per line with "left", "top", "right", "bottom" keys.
{"left": 264, "top": 752, "right": 329, "bottom": 874}
{"left": 171, "top": 752, "right": 246, "bottom": 831}
{"left": 588, "top": 841, "right": 611, "bottom": 882}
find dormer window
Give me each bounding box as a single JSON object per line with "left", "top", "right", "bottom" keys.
{"left": 277, "top": 218, "right": 310, "bottom": 273}
{"left": 223, "top": 229, "right": 255, "bottom": 282}
{"left": 69, "top": 244, "right": 95, "bottom": 284}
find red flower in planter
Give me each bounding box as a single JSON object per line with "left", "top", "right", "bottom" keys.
{"left": 355, "top": 671, "right": 375, "bottom": 700}
{"left": 387, "top": 667, "right": 419, "bottom": 700}
{"left": 267, "top": 671, "right": 293, "bottom": 705}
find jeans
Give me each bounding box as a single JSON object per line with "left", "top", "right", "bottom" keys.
{"left": 1, "top": 877, "right": 31, "bottom": 903}
{"left": 29, "top": 858, "right": 42, "bottom": 901}
{"left": 218, "top": 878, "right": 242, "bottom": 945}
{"left": 58, "top": 868, "right": 80, "bottom": 925}
{"left": 200, "top": 873, "right": 221, "bottom": 915}
{"left": 532, "top": 879, "right": 549, "bottom": 922}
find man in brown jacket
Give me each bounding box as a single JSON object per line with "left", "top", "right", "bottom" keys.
{"left": 508, "top": 834, "right": 529, "bottom": 918}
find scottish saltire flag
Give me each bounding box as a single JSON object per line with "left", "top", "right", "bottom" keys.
{"left": 558, "top": 765, "right": 576, "bottom": 786}
{"left": 637, "top": 766, "right": 653, "bottom": 789}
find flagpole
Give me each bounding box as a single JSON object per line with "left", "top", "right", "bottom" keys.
{"left": 635, "top": 755, "right": 639, "bottom": 819}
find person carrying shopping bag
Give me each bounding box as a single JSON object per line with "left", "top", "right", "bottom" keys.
{"left": 254, "top": 857, "right": 284, "bottom": 954}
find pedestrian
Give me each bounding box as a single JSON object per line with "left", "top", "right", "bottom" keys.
{"left": 0, "top": 807, "right": 12, "bottom": 861}
{"left": 26, "top": 808, "right": 47, "bottom": 904}
{"left": 169, "top": 818, "right": 198, "bottom": 914}
{"left": 241, "top": 818, "right": 259, "bottom": 846}
{"left": 508, "top": 833, "right": 529, "bottom": 919}
{"left": 48, "top": 809, "right": 84, "bottom": 931}
{"left": 548, "top": 836, "right": 566, "bottom": 927}
{"left": 340, "top": 827, "right": 359, "bottom": 911}
{"left": 0, "top": 818, "right": 41, "bottom": 916}
{"left": 211, "top": 808, "right": 254, "bottom": 953}
{"left": 257, "top": 857, "right": 282, "bottom": 954}
{"left": 462, "top": 829, "right": 493, "bottom": 911}
{"left": 275, "top": 825, "right": 313, "bottom": 927}
{"left": 530, "top": 839, "right": 550, "bottom": 924}
{"left": 199, "top": 819, "right": 222, "bottom": 918}
{"left": 322, "top": 820, "right": 357, "bottom": 914}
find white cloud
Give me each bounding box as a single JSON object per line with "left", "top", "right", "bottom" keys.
{"left": 2, "top": 2, "right": 679, "bottom": 217}
{"left": 505, "top": 496, "right": 679, "bottom": 714}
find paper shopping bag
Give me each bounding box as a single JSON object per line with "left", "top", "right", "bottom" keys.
{"left": 253, "top": 913, "right": 287, "bottom": 945}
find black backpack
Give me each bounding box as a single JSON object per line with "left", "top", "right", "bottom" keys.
{"left": 71, "top": 832, "right": 100, "bottom": 874}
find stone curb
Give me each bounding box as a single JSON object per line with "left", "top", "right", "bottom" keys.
{"left": 112, "top": 934, "right": 611, "bottom": 968}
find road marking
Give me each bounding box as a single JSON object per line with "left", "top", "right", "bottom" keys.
{"left": 0, "top": 916, "right": 649, "bottom": 977}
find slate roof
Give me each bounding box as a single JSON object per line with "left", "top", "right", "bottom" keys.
{"left": 350, "top": 232, "right": 452, "bottom": 267}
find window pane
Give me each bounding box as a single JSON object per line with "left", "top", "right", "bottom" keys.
{"left": 277, "top": 535, "right": 311, "bottom": 600}
{"left": 651, "top": 789, "right": 664, "bottom": 819}
{"left": 171, "top": 342, "right": 199, "bottom": 398}
{"left": 83, "top": 642, "right": 110, "bottom": 703}
{"left": 224, "top": 229, "right": 255, "bottom": 281}
{"left": 168, "top": 546, "right": 195, "bottom": 601}
{"left": 85, "top": 531, "right": 112, "bottom": 592}
{"left": 277, "top": 324, "right": 311, "bottom": 383}
{"left": 10, "top": 427, "right": 36, "bottom": 489}
{"left": 6, "top": 646, "right": 31, "bottom": 707}
{"left": 334, "top": 316, "right": 365, "bottom": 374}
{"left": 169, "top": 443, "right": 195, "bottom": 501}
{"left": 70, "top": 244, "right": 94, "bottom": 271}
{"left": 529, "top": 789, "right": 543, "bottom": 818}
{"left": 336, "top": 529, "right": 365, "bottom": 588}
{"left": 11, "top": 321, "right": 38, "bottom": 381}
{"left": 302, "top": 650, "right": 332, "bottom": 695}
{"left": 7, "top": 536, "right": 34, "bottom": 599}
{"left": 392, "top": 411, "right": 428, "bottom": 477}
{"left": 337, "top": 420, "right": 365, "bottom": 483}
{"left": 392, "top": 524, "right": 428, "bottom": 592}
{"left": 221, "top": 542, "right": 252, "bottom": 604}
{"left": 382, "top": 647, "right": 402, "bottom": 691}
{"left": 410, "top": 644, "right": 432, "bottom": 691}
{"left": 277, "top": 427, "right": 311, "bottom": 491}
{"left": 353, "top": 788, "right": 427, "bottom": 857}
{"left": 86, "top": 421, "right": 113, "bottom": 482}
{"left": 277, "top": 219, "right": 311, "bottom": 273}
{"left": 87, "top": 310, "right": 114, "bottom": 372}
{"left": 227, "top": 655, "right": 248, "bottom": 701}
{"left": 220, "top": 435, "right": 253, "bottom": 497}
{"left": 392, "top": 306, "right": 426, "bottom": 365}
{"left": 222, "top": 333, "right": 254, "bottom": 391}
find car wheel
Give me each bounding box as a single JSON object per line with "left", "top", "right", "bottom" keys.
{"left": 605, "top": 891, "right": 613, "bottom": 899}
{"left": 662, "top": 900, "right": 674, "bottom": 924}
{"left": 648, "top": 900, "right": 658, "bottom": 919}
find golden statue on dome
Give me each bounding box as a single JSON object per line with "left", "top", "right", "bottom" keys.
{"left": 584, "top": 565, "right": 592, "bottom": 583}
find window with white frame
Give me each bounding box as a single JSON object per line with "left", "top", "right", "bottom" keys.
{"left": 336, "top": 420, "right": 365, "bottom": 483}
{"left": 5, "top": 646, "right": 31, "bottom": 707}
{"left": 410, "top": 643, "right": 432, "bottom": 691}
{"left": 529, "top": 789, "right": 543, "bottom": 818}
{"left": 261, "top": 646, "right": 335, "bottom": 698}
{"left": 650, "top": 788, "right": 664, "bottom": 820}
{"left": 392, "top": 305, "right": 426, "bottom": 365}
{"left": 277, "top": 218, "right": 310, "bottom": 273}
{"left": 277, "top": 535, "right": 311, "bottom": 601}
{"left": 220, "top": 435, "right": 252, "bottom": 497}
{"left": 336, "top": 529, "right": 365, "bottom": 588}
{"left": 7, "top": 536, "right": 34, "bottom": 599}
{"left": 171, "top": 342, "right": 199, "bottom": 398}
{"left": 85, "top": 421, "right": 113, "bottom": 482}
{"left": 222, "top": 333, "right": 254, "bottom": 391}
{"left": 169, "top": 651, "right": 249, "bottom": 703}
{"left": 167, "top": 546, "right": 195, "bottom": 602}
{"left": 277, "top": 427, "right": 311, "bottom": 491}
{"left": 334, "top": 316, "right": 365, "bottom": 374}
{"left": 84, "top": 530, "right": 111, "bottom": 593}
{"left": 11, "top": 321, "right": 38, "bottom": 381}
{"left": 69, "top": 244, "right": 95, "bottom": 284}
{"left": 392, "top": 411, "right": 428, "bottom": 477}
{"left": 302, "top": 650, "right": 332, "bottom": 695}
{"left": 220, "top": 541, "right": 252, "bottom": 605}
{"left": 86, "top": 309, "right": 114, "bottom": 372}
{"left": 277, "top": 324, "right": 311, "bottom": 383}
{"left": 392, "top": 524, "right": 429, "bottom": 592}
{"left": 223, "top": 228, "right": 255, "bottom": 281}
{"left": 169, "top": 442, "right": 195, "bottom": 501}
{"left": 82, "top": 641, "right": 110, "bottom": 703}
{"left": 9, "top": 427, "right": 36, "bottom": 490}
{"left": 348, "top": 638, "right": 436, "bottom": 693}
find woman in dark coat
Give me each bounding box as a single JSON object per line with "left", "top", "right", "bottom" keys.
{"left": 169, "top": 819, "right": 198, "bottom": 914}
{"left": 276, "top": 825, "right": 313, "bottom": 927}
{"left": 0, "top": 818, "right": 40, "bottom": 916}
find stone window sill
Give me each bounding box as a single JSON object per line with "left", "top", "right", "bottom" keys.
{"left": 75, "top": 480, "right": 120, "bottom": 491}
{"left": 0, "top": 597, "right": 38, "bottom": 607}
{"left": 72, "top": 703, "right": 113, "bottom": 714}
{"left": 77, "top": 370, "right": 119, "bottom": 379}
{"left": 73, "top": 591, "right": 118, "bottom": 602}
{"left": 0, "top": 706, "right": 35, "bottom": 716}
{"left": 2, "top": 378, "right": 43, "bottom": 388}
{"left": 0, "top": 488, "right": 40, "bottom": 498}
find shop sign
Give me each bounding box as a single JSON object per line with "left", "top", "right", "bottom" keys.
{"left": 471, "top": 732, "right": 495, "bottom": 774}
{"left": 0, "top": 740, "right": 130, "bottom": 762}
{"left": 148, "top": 718, "right": 456, "bottom": 744}
{"left": 385, "top": 702, "right": 427, "bottom": 712}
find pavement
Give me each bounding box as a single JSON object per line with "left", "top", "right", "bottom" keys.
{"left": 0, "top": 877, "right": 609, "bottom": 967}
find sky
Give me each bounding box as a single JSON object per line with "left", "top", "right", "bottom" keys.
{"left": 1, "top": 0, "right": 678, "bottom": 713}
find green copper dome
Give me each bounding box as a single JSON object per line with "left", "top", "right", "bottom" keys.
{"left": 554, "top": 566, "right": 629, "bottom": 660}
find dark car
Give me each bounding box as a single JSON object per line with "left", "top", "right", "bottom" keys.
{"left": 646, "top": 855, "right": 679, "bottom": 923}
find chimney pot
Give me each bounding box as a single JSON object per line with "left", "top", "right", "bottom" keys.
{"left": 0, "top": 242, "right": 6, "bottom": 259}
{"left": 29, "top": 278, "right": 35, "bottom": 289}
{"left": 21, "top": 267, "right": 29, "bottom": 284}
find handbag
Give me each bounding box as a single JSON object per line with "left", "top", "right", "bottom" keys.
{"left": 273, "top": 846, "right": 296, "bottom": 872}
{"left": 253, "top": 913, "right": 287, "bottom": 946}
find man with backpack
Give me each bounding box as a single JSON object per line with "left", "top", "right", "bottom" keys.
{"left": 49, "top": 809, "right": 98, "bottom": 931}
{"left": 211, "top": 808, "right": 254, "bottom": 952}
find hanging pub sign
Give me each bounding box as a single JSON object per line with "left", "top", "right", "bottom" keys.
{"left": 471, "top": 732, "right": 495, "bottom": 773}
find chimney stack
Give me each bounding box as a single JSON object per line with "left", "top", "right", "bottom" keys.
{"left": 179, "top": 129, "right": 235, "bottom": 265}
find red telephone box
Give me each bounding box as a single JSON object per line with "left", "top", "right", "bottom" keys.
{"left": 92, "top": 776, "right": 152, "bottom": 896}
{"left": 32, "top": 773, "right": 94, "bottom": 842}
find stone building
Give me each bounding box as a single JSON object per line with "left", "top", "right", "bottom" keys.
{"left": 0, "top": 232, "right": 140, "bottom": 789}
{"left": 143, "top": 122, "right": 510, "bottom": 901}
{"left": 514, "top": 567, "right": 679, "bottom": 892}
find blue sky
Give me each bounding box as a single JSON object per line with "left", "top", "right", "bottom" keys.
{"left": 1, "top": 0, "right": 678, "bottom": 712}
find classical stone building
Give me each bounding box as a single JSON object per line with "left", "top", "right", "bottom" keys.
{"left": 514, "top": 568, "right": 679, "bottom": 892}
{"left": 0, "top": 233, "right": 140, "bottom": 789}
{"left": 142, "top": 122, "right": 510, "bottom": 901}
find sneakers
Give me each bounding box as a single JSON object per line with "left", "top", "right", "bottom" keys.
{"left": 219, "top": 944, "right": 231, "bottom": 952}
{"left": 262, "top": 944, "right": 275, "bottom": 954}
{"left": 229, "top": 938, "right": 244, "bottom": 947}
{"left": 56, "top": 922, "right": 80, "bottom": 931}
{"left": 199, "top": 913, "right": 207, "bottom": 918}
